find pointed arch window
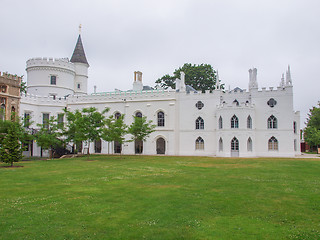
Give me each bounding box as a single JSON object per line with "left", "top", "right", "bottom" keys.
{"left": 267, "top": 115, "right": 277, "bottom": 129}
{"left": 231, "top": 115, "right": 239, "bottom": 128}
{"left": 247, "top": 137, "right": 252, "bottom": 152}
{"left": 247, "top": 115, "right": 252, "bottom": 129}
{"left": 268, "top": 136, "right": 278, "bottom": 150}
{"left": 136, "top": 111, "right": 142, "bottom": 118}
{"left": 219, "top": 116, "right": 223, "bottom": 129}
{"left": 196, "top": 117, "right": 204, "bottom": 129}
{"left": 195, "top": 137, "right": 204, "bottom": 150}
{"left": 231, "top": 137, "right": 239, "bottom": 151}
{"left": 115, "top": 112, "right": 121, "bottom": 119}
{"left": 157, "top": 111, "right": 165, "bottom": 127}
{"left": 219, "top": 137, "right": 223, "bottom": 151}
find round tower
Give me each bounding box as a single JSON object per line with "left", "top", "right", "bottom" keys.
{"left": 70, "top": 34, "right": 89, "bottom": 95}
{"left": 26, "top": 57, "right": 75, "bottom": 98}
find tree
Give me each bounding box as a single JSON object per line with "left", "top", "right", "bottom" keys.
{"left": 64, "top": 107, "right": 109, "bottom": 157}
{"left": 304, "top": 102, "right": 320, "bottom": 149}
{"left": 0, "top": 116, "right": 31, "bottom": 166}
{"left": 155, "top": 63, "right": 223, "bottom": 92}
{"left": 35, "top": 116, "right": 64, "bottom": 159}
{"left": 128, "top": 116, "right": 156, "bottom": 154}
{"left": 102, "top": 115, "right": 128, "bottom": 154}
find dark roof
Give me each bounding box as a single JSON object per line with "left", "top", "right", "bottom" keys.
{"left": 70, "top": 35, "right": 89, "bottom": 65}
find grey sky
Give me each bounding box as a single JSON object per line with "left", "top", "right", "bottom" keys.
{"left": 1, "top": 0, "right": 319, "bottom": 126}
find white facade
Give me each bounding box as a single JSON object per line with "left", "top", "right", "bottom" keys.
{"left": 20, "top": 35, "right": 301, "bottom": 158}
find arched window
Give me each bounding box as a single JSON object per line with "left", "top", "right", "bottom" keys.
{"left": 247, "top": 137, "right": 252, "bottom": 152}
{"left": 219, "top": 116, "right": 223, "bottom": 129}
{"left": 247, "top": 115, "right": 252, "bottom": 129}
{"left": 219, "top": 137, "right": 223, "bottom": 151}
{"left": 115, "top": 112, "right": 121, "bottom": 119}
{"left": 268, "top": 136, "right": 278, "bottom": 150}
{"left": 267, "top": 115, "right": 277, "bottom": 129}
{"left": 196, "top": 117, "right": 204, "bottom": 129}
{"left": 231, "top": 137, "right": 239, "bottom": 151}
{"left": 195, "top": 137, "right": 204, "bottom": 150}
{"left": 231, "top": 115, "right": 239, "bottom": 128}
{"left": 136, "top": 111, "right": 142, "bottom": 118}
{"left": 157, "top": 111, "right": 165, "bottom": 127}
{"left": 293, "top": 121, "right": 297, "bottom": 134}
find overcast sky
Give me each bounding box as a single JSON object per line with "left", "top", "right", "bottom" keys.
{"left": 1, "top": 0, "right": 319, "bottom": 126}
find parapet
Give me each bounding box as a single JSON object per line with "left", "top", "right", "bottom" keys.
{"left": 26, "top": 57, "right": 75, "bottom": 72}
{"left": 0, "top": 71, "right": 22, "bottom": 87}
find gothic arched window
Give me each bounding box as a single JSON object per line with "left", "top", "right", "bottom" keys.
{"left": 267, "top": 115, "right": 277, "bottom": 129}
{"left": 231, "top": 137, "right": 239, "bottom": 151}
{"left": 115, "top": 112, "right": 121, "bottom": 119}
{"left": 219, "top": 116, "right": 223, "bottom": 129}
{"left": 247, "top": 115, "right": 252, "bottom": 129}
{"left": 135, "top": 111, "right": 142, "bottom": 118}
{"left": 219, "top": 137, "right": 223, "bottom": 151}
{"left": 196, "top": 117, "right": 204, "bottom": 129}
{"left": 157, "top": 111, "right": 165, "bottom": 127}
{"left": 195, "top": 137, "right": 204, "bottom": 150}
{"left": 231, "top": 115, "right": 239, "bottom": 128}
{"left": 268, "top": 136, "right": 278, "bottom": 150}
{"left": 247, "top": 137, "right": 252, "bottom": 152}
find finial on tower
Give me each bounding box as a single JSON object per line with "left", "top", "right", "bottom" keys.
{"left": 79, "top": 24, "right": 82, "bottom": 34}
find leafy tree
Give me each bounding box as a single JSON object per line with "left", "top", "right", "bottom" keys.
{"left": 304, "top": 102, "right": 320, "bottom": 149}
{"left": 155, "top": 63, "right": 223, "bottom": 92}
{"left": 64, "top": 107, "right": 109, "bottom": 157}
{"left": 0, "top": 116, "right": 31, "bottom": 166}
{"left": 35, "top": 116, "right": 64, "bottom": 159}
{"left": 128, "top": 116, "right": 156, "bottom": 154}
{"left": 102, "top": 115, "right": 127, "bottom": 153}
{"left": 20, "top": 77, "right": 27, "bottom": 95}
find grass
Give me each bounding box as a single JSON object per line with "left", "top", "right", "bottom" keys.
{"left": 0, "top": 155, "right": 320, "bottom": 240}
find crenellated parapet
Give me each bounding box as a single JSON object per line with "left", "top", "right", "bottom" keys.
{"left": 26, "top": 57, "right": 75, "bottom": 73}
{"left": 21, "top": 93, "right": 68, "bottom": 105}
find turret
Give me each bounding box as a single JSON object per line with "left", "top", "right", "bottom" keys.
{"left": 248, "top": 68, "right": 258, "bottom": 89}
{"left": 133, "top": 71, "right": 143, "bottom": 91}
{"left": 70, "top": 28, "right": 89, "bottom": 95}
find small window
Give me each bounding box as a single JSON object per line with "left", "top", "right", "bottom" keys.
{"left": 136, "top": 112, "right": 142, "bottom": 118}
{"left": 231, "top": 115, "right": 239, "bottom": 128}
{"left": 196, "top": 117, "right": 204, "bottom": 129}
{"left": 24, "top": 112, "right": 31, "bottom": 128}
{"left": 195, "top": 101, "right": 204, "bottom": 110}
{"left": 50, "top": 94, "right": 56, "bottom": 100}
{"left": 115, "top": 112, "right": 121, "bottom": 119}
{"left": 294, "top": 139, "right": 297, "bottom": 151}
{"left": 57, "top": 113, "right": 64, "bottom": 126}
{"left": 195, "top": 137, "right": 204, "bottom": 150}
{"left": 50, "top": 76, "right": 56, "bottom": 85}
{"left": 219, "top": 116, "right": 223, "bottom": 129}
{"left": 268, "top": 136, "right": 278, "bottom": 151}
{"left": 219, "top": 137, "right": 223, "bottom": 151}
{"left": 267, "top": 115, "right": 277, "bottom": 129}
{"left": 293, "top": 121, "right": 297, "bottom": 134}
{"left": 157, "top": 111, "right": 165, "bottom": 127}
{"left": 231, "top": 137, "right": 239, "bottom": 151}
{"left": 77, "top": 83, "right": 81, "bottom": 89}
{"left": 247, "top": 115, "right": 252, "bottom": 129}
{"left": 233, "top": 99, "right": 239, "bottom": 106}
{"left": 247, "top": 137, "right": 252, "bottom": 152}
{"left": 267, "top": 98, "right": 277, "bottom": 108}
{"left": 1, "top": 85, "right": 7, "bottom": 93}
{"left": 43, "top": 113, "right": 49, "bottom": 129}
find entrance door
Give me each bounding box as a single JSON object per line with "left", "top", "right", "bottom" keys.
{"left": 231, "top": 137, "right": 239, "bottom": 157}
{"left": 94, "top": 139, "right": 102, "bottom": 153}
{"left": 114, "top": 141, "right": 122, "bottom": 154}
{"left": 156, "top": 138, "right": 166, "bottom": 154}
{"left": 135, "top": 140, "right": 143, "bottom": 154}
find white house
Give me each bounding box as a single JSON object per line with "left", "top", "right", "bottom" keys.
{"left": 20, "top": 33, "right": 301, "bottom": 157}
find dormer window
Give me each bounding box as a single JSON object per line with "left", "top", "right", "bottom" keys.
{"left": 50, "top": 76, "right": 56, "bottom": 85}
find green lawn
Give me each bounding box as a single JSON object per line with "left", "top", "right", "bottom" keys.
{"left": 0, "top": 155, "right": 320, "bottom": 240}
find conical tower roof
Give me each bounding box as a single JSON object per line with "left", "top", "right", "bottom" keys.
{"left": 70, "top": 34, "right": 89, "bottom": 65}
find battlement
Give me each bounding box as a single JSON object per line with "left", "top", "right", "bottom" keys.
{"left": 26, "top": 57, "right": 75, "bottom": 72}
{"left": 0, "top": 71, "right": 22, "bottom": 81}
{"left": 21, "top": 93, "right": 68, "bottom": 105}
{"left": 68, "top": 89, "right": 176, "bottom": 103}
